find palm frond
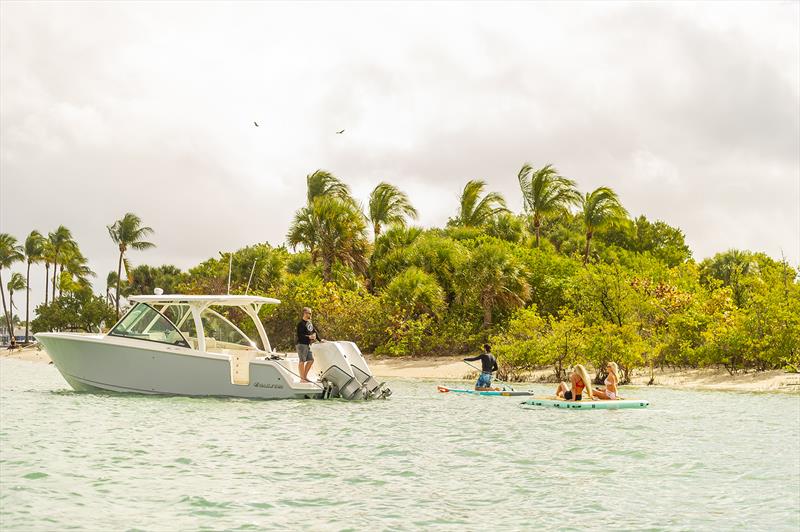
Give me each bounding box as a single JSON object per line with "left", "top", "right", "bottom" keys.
{"left": 369, "top": 182, "right": 418, "bottom": 237}
{"left": 0, "top": 233, "right": 24, "bottom": 268}
{"left": 306, "top": 170, "right": 353, "bottom": 205}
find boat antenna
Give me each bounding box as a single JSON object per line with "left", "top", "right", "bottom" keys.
{"left": 227, "top": 253, "right": 232, "bottom": 295}
{"left": 245, "top": 259, "right": 258, "bottom": 295}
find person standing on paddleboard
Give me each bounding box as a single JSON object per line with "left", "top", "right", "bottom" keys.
{"left": 464, "top": 344, "right": 499, "bottom": 391}
{"left": 296, "top": 307, "right": 322, "bottom": 383}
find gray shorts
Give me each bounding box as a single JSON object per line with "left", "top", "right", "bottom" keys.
{"left": 297, "top": 344, "right": 313, "bottom": 362}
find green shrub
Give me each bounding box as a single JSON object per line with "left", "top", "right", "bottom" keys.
{"left": 375, "top": 314, "right": 435, "bottom": 357}
{"left": 380, "top": 267, "right": 445, "bottom": 319}
{"left": 32, "top": 290, "right": 117, "bottom": 333}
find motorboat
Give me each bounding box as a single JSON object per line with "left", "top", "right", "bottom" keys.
{"left": 35, "top": 294, "right": 391, "bottom": 400}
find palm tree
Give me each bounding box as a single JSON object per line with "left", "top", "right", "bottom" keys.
{"left": 699, "top": 250, "right": 757, "bottom": 307}
{"left": 41, "top": 239, "right": 55, "bottom": 305}
{"left": 106, "top": 271, "right": 119, "bottom": 305}
{"left": 580, "top": 187, "right": 628, "bottom": 265}
{"left": 288, "top": 170, "right": 370, "bottom": 281}
{"left": 107, "top": 213, "right": 155, "bottom": 317}
{"left": 288, "top": 169, "right": 353, "bottom": 262}
{"left": 287, "top": 206, "right": 320, "bottom": 260}
{"left": 289, "top": 196, "right": 369, "bottom": 281}
{"left": 460, "top": 241, "right": 530, "bottom": 327}
{"left": 7, "top": 273, "right": 26, "bottom": 339}
{"left": 60, "top": 247, "right": 95, "bottom": 294}
{"left": 368, "top": 182, "right": 418, "bottom": 239}
{"left": 517, "top": 164, "right": 580, "bottom": 247}
{"left": 450, "top": 180, "right": 508, "bottom": 227}
{"left": 48, "top": 226, "right": 75, "bottom": 301}
{"left": 23, "top": 230, "right": 46, "bottom": 342}
{"left": 0, "top": 234, "right": 24, "bottom": 344}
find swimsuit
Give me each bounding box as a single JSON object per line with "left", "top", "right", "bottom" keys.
{"left": 604, "top": 375, "right": 617, "bottom": 399}
{"left": 476, "top": 372, "right": 493, "bottom": 388}
{"left": 564, "top": 378, "right": 584, "bottom": 401}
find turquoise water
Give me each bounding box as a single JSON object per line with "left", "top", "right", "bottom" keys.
{"left": 1, "top": 359, "right": 799, "bottom": 531}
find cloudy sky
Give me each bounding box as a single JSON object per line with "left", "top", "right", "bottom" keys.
{"left": 1, "top": 1, "right": 798, "bottom": 309}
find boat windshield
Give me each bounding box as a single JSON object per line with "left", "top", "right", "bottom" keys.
{"left": 158, "top": 304, "right": 258, "bottom": 351}
{"left": 109, "top": 303, "right": 190, "bottom": 348}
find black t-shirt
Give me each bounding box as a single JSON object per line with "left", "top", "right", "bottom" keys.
{"left": 296, "top": 319, "right": 321, "bottom": 345}
{"left": 464, "top": 353, "right": 498, "bottom": 373}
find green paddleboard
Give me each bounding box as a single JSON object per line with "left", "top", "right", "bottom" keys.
{"left": 437, "top": 385, "right": 534, "bottom": 397}
{"left": 521, "top": 397, "right": 650, "bottom": 409}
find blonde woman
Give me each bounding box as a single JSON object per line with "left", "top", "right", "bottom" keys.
{"left": 554, "top": 365, "right": 594, "bottom": 402}
{"left": 593, "top": 361, "right": 620, "bottom": 400}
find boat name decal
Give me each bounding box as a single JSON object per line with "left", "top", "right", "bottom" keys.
{"left": 253, "top": 382, "right": 284, "bottom": 389}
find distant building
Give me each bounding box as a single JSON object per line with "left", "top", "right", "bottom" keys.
{"left": 0, "top": 326, "right": 33, "bottom": 346}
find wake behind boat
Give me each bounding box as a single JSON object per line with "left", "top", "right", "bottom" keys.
{"left": 437, "top": 385, "right": 535, "bottom": 397}
{"left": 36, "top": 294, "right": 391, "bottom": 400}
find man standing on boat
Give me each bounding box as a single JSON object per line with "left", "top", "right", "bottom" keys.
{"left": 296, "top": 307, "right": 322, "bottom": 382}
{"left": 464, "top": 344, "right": 499, "bottom": 391}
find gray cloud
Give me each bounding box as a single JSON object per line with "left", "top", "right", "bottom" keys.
{"left": 1, "top": 2, "right": 798, "bottom": 311}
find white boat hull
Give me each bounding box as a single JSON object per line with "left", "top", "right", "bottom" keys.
{"left": 36, "top": 333, "right": 323, "bottom": 400}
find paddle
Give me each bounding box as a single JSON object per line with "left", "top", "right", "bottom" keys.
{"left": 463, "top": 360, "right": 514, "bottom": 392}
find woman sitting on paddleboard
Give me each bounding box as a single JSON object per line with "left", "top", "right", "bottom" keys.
{"left": 593, "top": 361, "right": 620, "bottom": 400}
{"left": 554, "top": 365, "right": 594, "bottom": 401}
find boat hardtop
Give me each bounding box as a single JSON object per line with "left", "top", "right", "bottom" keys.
{"left": 128, "top": 294, "right": 281, "bottom": 306}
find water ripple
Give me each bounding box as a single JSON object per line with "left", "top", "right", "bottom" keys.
{"left": 1, "top": 359, "right": 798, "bottom": 531}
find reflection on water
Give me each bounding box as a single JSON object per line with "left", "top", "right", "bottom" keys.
{"left": 1, "top": 359, "right": 798, "bottom": 531}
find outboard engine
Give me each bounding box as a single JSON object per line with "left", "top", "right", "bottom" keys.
{"left": 336, "top": 341, "right": 392, "bottom": 399}
{"left": 311, "top": 342, "right": 364, "bottom": 400}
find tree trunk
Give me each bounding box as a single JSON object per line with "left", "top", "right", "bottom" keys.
{"left": 322, "top": 257, "right": 332, "bottom": 282}
{"left": 0, "top": 272, "right": 12, "bottom": 345}
{"left": 25, "top": 261, "right": 31, "bottom": 343}
{"left": 115, "top": 250, "right": 124, "bottom": 318}
{"left": 482, "top": 294, "right": 493, "bottom": 328}
{"left": 51, "top": 253, "right": 58, "bottom": 301}
{"left": 534, "top": 215, "right": 541, "bottom": 248}
{"left": 583, "top": 231, "right": 593, "bottom": 265}
{"left": 620, "top": 364, "right": 630, "bottom": 385}
{"left": 44, "top": 262, "right": 50, "bottom": 305}
{"left": 57, "top": 263, "right": 63, "bottom": 298}
{"left": 373, "top": 223, "right": 381, "bottom": 241}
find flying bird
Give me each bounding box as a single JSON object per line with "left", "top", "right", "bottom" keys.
{"left": 254, "top": 121, "right": 259, "bottom": 127}
{"left": 336, "top": 129, "right": 345, "bottom": 134}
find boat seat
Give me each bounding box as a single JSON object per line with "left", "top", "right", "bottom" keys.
{"left": 163, "top": 330, "right": 184, "bottom": 345}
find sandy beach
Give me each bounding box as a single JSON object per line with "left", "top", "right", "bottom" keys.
{"left": 366, "top": 355, "right": 800, "bottom": 393}
{"left": 5, "top": 345, "right": 799, "bottom": 393}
